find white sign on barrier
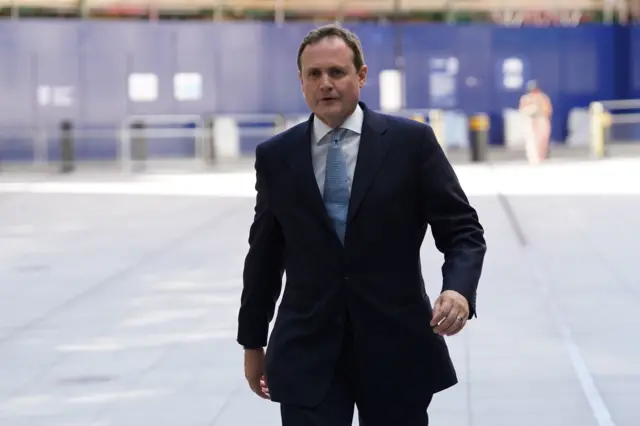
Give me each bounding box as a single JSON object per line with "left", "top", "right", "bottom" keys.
{"left": 174, "top": 72, "right": 203, "bottom": 101}
{"left": 502, "top": 57, "right": 524, "bottom": 90}
{"left": 379, "top": 69, "right": 403, "bottom": 112}
{"left": 37, "top": 85, "right": 75, "bottom": 107}
{"left": 128, "top": 73, "right": 158, "bottom": 102}
{"left": 428, "top": 57, "right": 458, "bottom": 108}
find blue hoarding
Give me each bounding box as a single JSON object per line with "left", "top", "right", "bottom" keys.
{"left": 0, "top": 20, "right": 636, "bottom": 160}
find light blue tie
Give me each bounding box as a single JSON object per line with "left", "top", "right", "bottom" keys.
{"left": 323, "top": 128, "right": 350, "bottom": 244}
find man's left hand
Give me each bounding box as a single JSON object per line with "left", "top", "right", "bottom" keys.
{"left": 430, "top": 290, "right": 470, "bottom": 336}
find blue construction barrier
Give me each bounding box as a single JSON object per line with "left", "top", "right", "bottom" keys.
{"left": 0, "top": 21, "right": 637, "bottom": 161}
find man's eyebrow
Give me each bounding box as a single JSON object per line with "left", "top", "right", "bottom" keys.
{"left": 307, "top": 65, "right": 345, "bottom": 71}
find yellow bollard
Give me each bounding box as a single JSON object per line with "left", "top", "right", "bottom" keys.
{"left": 274, "top": 114, "right": 287, "bottom": 135}
{"left": 469, "top": 113, "right": 490, "bottom": 162}
{"left": 589, "top": 102, "right": 610, "bottom": 159}
{"left": 428, "top": 109, "right": 446, "bottom": 153}
{"left": 409, "top": 113, "right": 426, "bottom": 123}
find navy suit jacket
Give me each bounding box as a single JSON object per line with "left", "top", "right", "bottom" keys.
{"left": 237, "top": 101, "right": 486, "bottom": 407}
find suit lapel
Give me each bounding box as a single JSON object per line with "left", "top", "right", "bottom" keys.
{"left": 285, "top": 103, "right": 390, "bottom": 241}
{"left": 347, "top": 104, "right": 389, "bottom": 224}
{"left": 287, "top": 115, "right": 337, "bottom": 236}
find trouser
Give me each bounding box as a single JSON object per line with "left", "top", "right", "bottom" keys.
{"left": 280, "top": 315, "right": 433, "bottom": 426}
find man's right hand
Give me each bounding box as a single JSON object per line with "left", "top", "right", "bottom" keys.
{"left": 244, "top": 348, "right": 270, "bottom": 399}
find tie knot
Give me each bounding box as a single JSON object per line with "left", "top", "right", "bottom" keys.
{"left": 331, "top": 128, "right": 348, "bottom": 145}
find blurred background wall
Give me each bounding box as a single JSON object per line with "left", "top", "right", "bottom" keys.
{"left": 0, "top": 0, "right": 639, "bottom": 161}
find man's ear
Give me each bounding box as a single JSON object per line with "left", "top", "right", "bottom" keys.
{"left": 358, "top": 65, "right": 368, "bottom": 88}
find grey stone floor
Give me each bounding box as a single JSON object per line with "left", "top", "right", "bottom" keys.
{"left": 0, "top": 158, "right": 638, "bottom": 426}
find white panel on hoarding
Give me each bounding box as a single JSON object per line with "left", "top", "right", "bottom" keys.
{"left": 128, "top": 73, "right": 158, "bottom": 102}
{"left": 379, "top": 69, "right": 403, "bottom": 112}
{"left": 174, "top": 72, "right": 203, "bottom": 101}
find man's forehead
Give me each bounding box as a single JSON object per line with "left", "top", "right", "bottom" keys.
{"left": 300, "top": 39, "right": 353, "bottom": 69}
{"left": 303, "top": 37, "right": 350, "bottom": 56}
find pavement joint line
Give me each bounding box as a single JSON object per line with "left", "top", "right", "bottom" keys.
{"left": 490, "top": 166, "right": 616, "bottom": 426}
{"left": 463, "top": 327, "right": 473, "bottom": 426}
{"left": 524, "top": 247, "right": 616, "bottom": 426}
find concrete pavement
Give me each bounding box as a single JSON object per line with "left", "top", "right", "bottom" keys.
{"left": 0, "top": 158, "right": 638, "bottom": 426}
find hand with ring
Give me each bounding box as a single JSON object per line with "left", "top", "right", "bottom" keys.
{"left": 430, "top": 290, "right": 470, "bottom": 336}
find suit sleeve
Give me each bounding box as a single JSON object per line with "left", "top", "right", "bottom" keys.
{"left": 418, "top": 125, "right": 486, "bottom": 318}
{"left": 237, "top": 145, "right": 285, "bottom": 348}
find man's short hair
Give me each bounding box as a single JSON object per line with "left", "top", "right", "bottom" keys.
{"left": 297, "top": 23, "right": 365, "bottom": 72}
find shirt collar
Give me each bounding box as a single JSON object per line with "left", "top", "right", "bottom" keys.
{"left": 313, "top": 103, "right": 364, "bottom": 145}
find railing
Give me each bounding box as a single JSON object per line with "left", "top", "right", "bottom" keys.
{"left": 589, "top": 99, "right": 640, "bottom": 158}
{"left": 119, "top": 114, "right": 207, "bottom": 173}
{"left": 0, "top": 109, "right": 457, "bottom": 173}
{"left": 2, "top": 105, "right": 637, "bottom": 173}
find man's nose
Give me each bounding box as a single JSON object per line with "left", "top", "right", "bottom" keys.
{"left": 319, "top": 73, "right": 333, "bottom": 89}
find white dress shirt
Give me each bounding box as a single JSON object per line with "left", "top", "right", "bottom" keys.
{"left": 311, "top": 103, "right": 364, "bottom": 196}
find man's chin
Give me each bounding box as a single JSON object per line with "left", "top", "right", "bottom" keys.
{"left": 317, "top": 102, "right": 342, "bottom": 114}
{"left": 315, "top": 111, "right": 345, "bottom": 127}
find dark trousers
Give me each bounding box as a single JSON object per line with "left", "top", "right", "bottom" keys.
{"left": 280, "top": 316, "right": 433, "bottom": 426}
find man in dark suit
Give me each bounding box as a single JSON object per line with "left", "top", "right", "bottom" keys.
{"left": 237, "top": 24, "right": 486, "bottom": 426}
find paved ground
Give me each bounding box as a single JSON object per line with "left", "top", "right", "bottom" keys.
{"left": 0, "top": 158, "right": 638, "bottom": 426}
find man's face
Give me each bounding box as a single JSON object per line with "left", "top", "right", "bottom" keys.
{"left": 298, "top": 36, "right": 367, "bottom": 128}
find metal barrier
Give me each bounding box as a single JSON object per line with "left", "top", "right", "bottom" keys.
{"left": 208, "top": 109, "right": 445, "bottom": 160}
{"left": 587, "top": 99, "right": 640, "bottom": 159}
{"left": 0, "top": 108, "right": 482, "bottom": 173}
{"left": 218, "top": 113, "right": 287, "bottom": 158}
{"left": 0, "top": 125, "right": 123, "bottom": 173}
{"left": 119, "top": 114, "right": 206, "bottom": 172}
